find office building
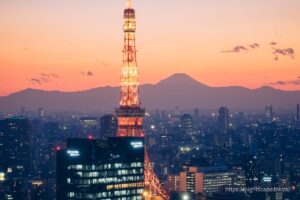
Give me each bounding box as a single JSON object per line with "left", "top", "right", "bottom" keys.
{"left": 56, "top": 137, "right": 144, "bottom": 200}
{"left": 100, "top": 114, "right": 118, "bottom": 138}
{"left": 202, "top": 168, "right": 245, "bottom": 195}
{"left": 0, "top": 116, "right": 31, "bottom": 200}
{"left": 218, "top": 107, "right": 229, "bottom": 134}
{"left": 174, "top": 166, "right": 245, "bottom": 196}
{"left": 180, "top": 166, "right": 203, "bottom": 194}
{"left": 265, "top": 106, "right": 274, "bottom": 121}
{"left": 30, "top": 180, "right": 46, "bottom": 200}
{"left": 80, "top": 117, "right": 99, "bottom": 134}
{"left": 180, "top": 114, "right": 194, "bottom": 136}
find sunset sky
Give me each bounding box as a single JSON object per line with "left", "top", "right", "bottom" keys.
{"left": 0, "top": 0, "right": 299, "bottom": 96}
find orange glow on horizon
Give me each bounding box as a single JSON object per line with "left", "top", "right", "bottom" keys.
{"left": 0, "top": 0, "right": 299, "bottom": 96}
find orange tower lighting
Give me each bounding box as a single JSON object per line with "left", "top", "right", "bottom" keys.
{"left": 116, "top": 1, "right": 169, "bottom": 199}
{"left": 116, "top": 0, "right": 144, "bottom": 137}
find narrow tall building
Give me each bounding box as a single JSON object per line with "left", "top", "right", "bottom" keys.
{"left": 265, "top": 105, "right": 274, "bottom": 121}
{"left": 0, "top": 116, "right": 31, "bottom": 200}
{"left": 297, "top": 104, "right": 299, "bottom": 121}
{"left": 100, "top": 114, "right": 118, "bottom": 138}
{"left": 218, "top": 107, "right": 229, "bottom": 134}
{"left": 181, "top": 114, "right": 193, "bottom": 136}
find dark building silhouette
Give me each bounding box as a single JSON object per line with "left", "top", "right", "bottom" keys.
{"left": 30, "top": 180, "right": 46, "bottom": 200}
{"left": 297, "top": 104, "right": 299, "bottom": 121}
{"left": 0, "top": 116, "right": 31, "bottom": 200}
{"left": 37, "top": 108, "right": 45, "bottom": 118}
{"left": 265, "top": 105, "right": 274, "bottom": 122}
{"left": 100, "top": 114, "right": 118, "bottom": 138}
{"left": 193, "top": 108, "right": 200, "bottom": 126}
{"left": 80, "top": 117, "right": 99, "bottom": 137}
{"left": 218, "top": 107, "right": 229, "bottom": 134}
{"left": 56, "top": 137, "right": 144, "bottom": 200}
{"left": 242, "top": 156, "right": 259, "bottom": 187}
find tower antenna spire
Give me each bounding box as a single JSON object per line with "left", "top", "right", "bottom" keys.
{"left": 126, "top": 0, "right": 132, "bottom": 8}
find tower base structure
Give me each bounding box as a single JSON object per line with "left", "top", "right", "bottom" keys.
{"left": 144, "top": 149, "right": 169, "bottom": 200}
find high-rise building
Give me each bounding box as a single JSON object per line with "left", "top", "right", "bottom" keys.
{"left": 37, "top": 108, "right": 45, "bottom": 118}
{"left": 193, "top": 108, "right": 200, "bottom": 122}
{"left": 100, "top": 114, "right": 118, "bottom": 138}
{"left": 243, "top": 156, "right": 259, "bottom": 187}
{"left": 0, "top": 116, "right": 31, "bottom": 200}
{"left": 297, "top": 104, "right": 299, "bottom": 121}
{"left": 265, "top": 105, "right": 274, "bottom": 121}
{"left": 180, "top": 114, "right": 194, "bottom": 136}
{"left": 218, "top": 107, "right": 229, "bottom": 134}
{"left": 174, "top": 106, "right": 181, "bottom": 117}
{"left": 56, "top": 137, "right": 144, "bottom": 200}
{"left": 80, "top": 117, "right": 99, "bottom": 136}
{"left": 30, "top": 180, "right": 46, "bottom": 200}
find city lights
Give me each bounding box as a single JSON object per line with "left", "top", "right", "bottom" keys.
{"left": 131, "top": 141, "right": 143, "bottom": 148}
{"left": 67, "top": 150, "right": 80, "bottom": 157}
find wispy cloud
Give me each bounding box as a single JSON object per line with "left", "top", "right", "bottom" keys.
{"left": 269, "top": 76, "right": 300, "bottom": 86}
{"left": 80, "top": 71, "right": 94, "bottom": 77}
{"left": 222, "top": 41, "right": 295, "bottom": 61}
{"left": 30, "top": 78, "right": 42, "bottom": 85}
{"left": 87, "top": 71, "right": 93, "bottom": 76}
{"left": 221, "top": 45, "right": 248, "bottom": 53}
{"left": 221, "top": 43, "right": 261, "bottom": 53}
{"left": 29, "top": 72, "right": 60, "bottom": 85}
{"left": 273, "top": 48, "right": 295, "bottom": 61}
{"left": 249, "top": 43, "right": 260, "bottom": 49}
{"left": 51, "top": 73, "right": 60, "bottom": 78}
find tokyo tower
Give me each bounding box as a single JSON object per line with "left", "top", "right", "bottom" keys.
{"left": 116, "top": 0, "right": 169, "bottom": 199}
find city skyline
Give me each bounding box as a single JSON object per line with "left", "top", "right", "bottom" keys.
{"left": 1, "top": 0, "right": 300, "bottom": 96}
{"left": 1, "top": 1, "right": 300, "bottom": 200}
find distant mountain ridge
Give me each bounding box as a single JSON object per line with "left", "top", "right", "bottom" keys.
{"left": 0, "top": 73, "right": 299, "bottom": 111}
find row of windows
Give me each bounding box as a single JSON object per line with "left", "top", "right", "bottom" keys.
{"left": 106, "top": 182, "right": 144, "bottom": 190}
{"left": 68, "top": 163, "right": 143, "bottom": 171}
{"left": 67, "top": 175, "right": 144, "bottom": 185}
{"left": 67, "top": 188, "right": 144, "bottom": 198}
{"left": 68, "top": 197, "right": 143, "bottom": 200}
{"left": 70, "top": 168, "right": 143, "bottom": 178}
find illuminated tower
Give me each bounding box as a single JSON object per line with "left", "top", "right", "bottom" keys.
{"left": 116, "top": 0, "right": 144, "bottom": 137}
{"left": 116, "top": 1, "right": 169, "bottom": 199}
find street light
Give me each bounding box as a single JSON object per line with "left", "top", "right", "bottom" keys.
{"left": 182, "top": 194, "right": 189, "bottom": 200}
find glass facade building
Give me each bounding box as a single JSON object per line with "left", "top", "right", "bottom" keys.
{"left": 56, "top": 137, "right": 144, "bottom": 200}
{"left": 0, "top": 116, "right": 31, "bottom": 200}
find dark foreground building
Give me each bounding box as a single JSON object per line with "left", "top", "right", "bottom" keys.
{"left": 0, "top": 116, "right": 31, "bottom": 200}
{"left": 56, "top": 137, "right": 144, "bottom": 200}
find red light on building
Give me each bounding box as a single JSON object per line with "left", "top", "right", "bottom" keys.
{"left": 55, "top": 146, "right": 61, "bottom": 151}
{"left": 88, "top": 135, "right": 94, "bottom": 140}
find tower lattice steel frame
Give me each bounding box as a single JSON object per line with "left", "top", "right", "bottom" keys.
{"left": 116, "top": 1, "right": 169, "bottom": 199}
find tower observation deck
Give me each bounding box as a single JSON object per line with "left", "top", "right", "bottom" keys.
{"left": 116, "top": 1, "right": 169, "bottom": 199}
